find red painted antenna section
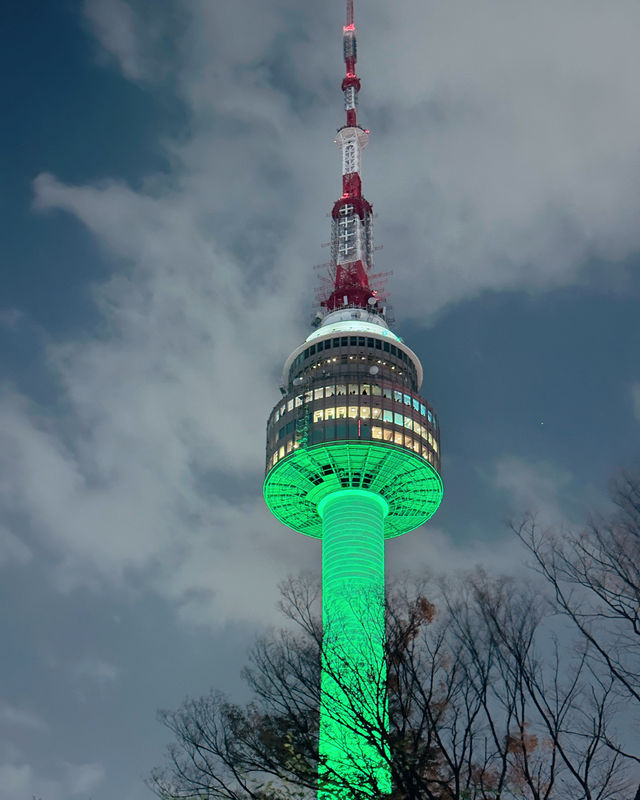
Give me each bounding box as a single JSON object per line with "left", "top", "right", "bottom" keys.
{"left": 317, "top": 0, "right": 388, "bottom": 317}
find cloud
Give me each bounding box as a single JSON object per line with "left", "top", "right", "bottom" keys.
{"left": 0, "top": 760, "right": 103, "bottom": 800}
{"left": 73, "top": 657, "right": 120, "bottom": 685}
{"left": 0, "top": 526, "right": 31, "bottom": 567}
{"left": 3, "top": 0, "right": 640, "bottom": 627}
{"left": 0, "top": 705, "right": 47, "bottom": 732}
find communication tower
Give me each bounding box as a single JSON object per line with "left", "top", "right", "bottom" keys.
{"left": 264, "top": 2, "right": 443, "bottom": 796}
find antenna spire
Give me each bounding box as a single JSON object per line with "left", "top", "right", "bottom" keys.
{"left": 319, "top": 0, "right": 383, "bottom": 316}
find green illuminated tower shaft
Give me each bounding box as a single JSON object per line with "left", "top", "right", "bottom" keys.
{"left": 263, "top": 1, "right": 443, "bottom": 797}
{"left": 318, "top": 490, "right": 390, "bottom": 798}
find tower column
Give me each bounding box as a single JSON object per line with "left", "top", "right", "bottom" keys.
{"left": 317, "top": 489, "right": 391, "bottom": 799}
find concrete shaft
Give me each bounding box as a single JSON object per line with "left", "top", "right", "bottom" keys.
{"left": 317, "top": 489, "right": 391, "bottom": 799}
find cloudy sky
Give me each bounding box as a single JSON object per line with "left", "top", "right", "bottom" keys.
{"left": 1, "top": 0, "right": 640, "bottom": 797}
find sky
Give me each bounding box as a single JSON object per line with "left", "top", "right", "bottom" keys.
{"left": 1, "top": 0, "right": 639, "bottom": 797}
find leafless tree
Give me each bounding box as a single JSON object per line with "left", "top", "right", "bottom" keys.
{"left": 150, "top": 572, "right": 633, "bottom": 800}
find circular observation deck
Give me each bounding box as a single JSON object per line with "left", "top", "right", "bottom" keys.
{"left": 264, "top": 440, "right": 443, "bottom": 539}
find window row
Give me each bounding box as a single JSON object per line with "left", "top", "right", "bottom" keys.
{"left": 272, "top": 386, "right": 437, "bottom": 426}
{"left": 291, "top": 335, "right": 412, "bottom": 372}
{"left": 268, "top": 432, "right": 438, "bottom": 471}
{"left": 301, "top": 408, "right": 438, "bottom": 450}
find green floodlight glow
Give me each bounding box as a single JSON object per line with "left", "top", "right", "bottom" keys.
{"left": 264, "top": 442, "right": 443, "bottom": 799}
{"left": 263, "top": 441, "right": 443, "bottom": 540}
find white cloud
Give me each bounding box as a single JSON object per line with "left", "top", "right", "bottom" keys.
{"left": 0, "top": 759, "right": 103, "bottom": 800}
{"left": 0, "top": 526, "right": 31, "bottom": 567}
{"left": 0, "top": 705, "right": 47, "bottom": 732}
{"left": 3, "top": 0, "right": 640, "bottom": 626}
{"left": 73, "top": 657, "right": 120, "bottom": 685}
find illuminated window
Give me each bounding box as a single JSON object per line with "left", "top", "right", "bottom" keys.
{"left": 394, "top": 390, "right": 403, "bottom": 403}
{"left": 337, "top": 406, "right": 347, "bottom": 419}
{"left": 348, "top": 406, "right": 358, "bottom": 418}
{"left": 360, "top": 406, "right": 371, "bottom": 419}
{"left": 348, "top": 384, "right": 358, "bottom": 395}
{"left": 428, "top": 433, "right": 434, "bottom": 447}
{"left": 314, "top": 388, "right": 323, "bottom": 400}
{"left": 304, "top": 391, "right": 312, "bottom": 403}
{"left": 371, "top": 384, "right": 382, "bottom": 396}
{"left": 413, "top": 440, "right": 421, "bottom": 453}
{"left": 383, "top": 410, "right": 393, "bottom": 423}
{"left": 383, "top": 387, "right": 392, "bottom": 399}
{"left": 313, "top": 409, "right": 324, "bottom": 423}
{"left": 405, "top": 436, "right": 413, "bottom": 450}
{"left": 273, "top": 450, "right": 279, "bottom": 465}
{"left": 372, "top": 426, "right": 383, "bottom": 440}
{"left": 384, "top": 429, "right": 393, "bottom": 441}
{"left": 404, "top": 394, "right": 411, "bottom": 405}
{"left": 394, "top": 412, "right": 403, "bottom": 426}
{"left": 413, "top": 398, "right": 420, "bottom": 412}
{"left": 275, "top": 409, "right": 280, "bottom": 422}
{"left": 394, "top": 431, "right": 403, "bottom": 445}
{"left": 432, "top": 440, "right": 439, "bottom": 453}
{"left": 360, "top": 384, "right": 370, "bottom": 395}
{"left": 325, "top": 385, "right": 335, "bottom": 397}
{"left": 279, "top": 446, "right": 285, "bottom": 459}
{"left": 404, "top": 416, "right": 413, "bottom": 430}
{"left": 295, "top": 395, "right": 303, "bottom": 407}
{"left": 286, "top": 440, "right": 293, "bottom": 453}
{"left": 325, "top": 407, "right": 335, "bottom": 420}
{"left": 287, "top": 399, "right": 294, "bottom": 412}
{"left": 427, "top": 410, "right": 434, "bottom": 423}
{"left": 371, "top": 407, "right": 382, "bottom": 419}
{"left": 336, "top": 384, "right": 346, "bottom": 396}
{"left": 420, "top": 403, "right": 426, "bottom": 416}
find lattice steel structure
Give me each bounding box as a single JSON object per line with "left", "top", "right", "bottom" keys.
{"left": 263, "top": 2, "right": 443, "bottom": 797}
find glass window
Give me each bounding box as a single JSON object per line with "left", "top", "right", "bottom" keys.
{"left": 304, "top": 348, "right": 309, "bottom": 359}
{"left": 394, "top": 412, "right": 403, "bottom": 426}
{"left": 433, "top": 440, "right": 439, "bottom": 453}
{"left": 336, "top": 406, "right": 347, "bottom": 419}
{"left": 383, "top": 342, "right": 390, "bottom": 352}
{"left": 360, "top": 406, "right": 371, "bottom": 419}
{"left": 383, "top": 410, "right": 393, "bottom": 422}
{"left": 403, "top": 394, "right": 411, "bottom": 405}
{"left": 341, "top": 337, "right": 348, "bottom": 346}
{"left": 295, "top": 395, "right": 303, "bottom": 407}
{"left": 274, "top": 409, "right": 280, "bottom": 422}
{"left": 313, "top": 409, "right": 324, "bottom": 422}
{"left": 371, "top": 407, "right": 382, "bottom": 419}
{"left": 404, "top": 416, "right": 413, "bottom": 430}
{"left": 287, "top": 399, "right": 294, "bottom": 412}
{"left": 374, "top": 339, "right": 381, "bottom": 350}
{"left": 384, "top": 429, "right": 393, "bottom": 441}
{"left": 372, "top": 426, "right": 383, "bottom": 440}
{"left": 367, "top": 338, "right": 374, "bottom": 347}
{"left": 394, "top": 390, "right": 403, "bottom": 403}
{"left": 279, "top": 445, "right": 285, "bottom": 459}
{"left": 273, "top": 450, "right": 279, "bottom": 465}
{"left": 350, "top": 337, "right": 357, "bottom": 346}
{"left": 413, "top": 398, "right": 420, "bottom": 412}
{"left": 394, "top": 431, "right": 403, "bottom": 445}
{"left": 360, "top": 384, "right": 370, "bottom": 396}
{"left": 304, "top": 391, "right": 312, "bottom": 403}
{"left": 314, "top": 388, "right": 323, "bottom": 400}
{"left": 390, "top": 345, "right": 397, "bottom": 356}
{"left": 333, "top": 338, "right": 340, "bottom": 347}
{"left": 336, "top": 384, "right": 346, "bottom": 396}
{"left": 309, "top": 345, "right": 316, "bottom": 355}
{"left": 348, "top": 383, "right": 358, "bottom": 395}
{"left": 427, "top": 410, "right": 433, "bottom": 423}
{"left": 405, "top": 436, "right": 413, "bottom": 450}
{"left": 358, "top": 337, "right": 365, "bottom": 346}
{"left": 325, "top": 407, "right": 335, "bottom": 420}
{"left": 420, "top": 404, "right": 426, "bottom": 416}
{"left": 325, "top": 384, "right": 335, "bottom": 397}
{"left": 371, "top": 384, "right": 381, "bottom": 396}
{"left": 383, "top": 387, "right": 392, "bottom": 399}
{"left": 348, "top": 406, "right": 358, "bottom": 418}
{"left": 286, "top": 440, "right": 293, "bottom": 453}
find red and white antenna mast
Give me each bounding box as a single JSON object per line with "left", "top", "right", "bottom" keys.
{"left": 320, "top": 0, "right": 383, "bottom": 316}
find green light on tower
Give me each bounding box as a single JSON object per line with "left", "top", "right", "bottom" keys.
{"left": 264, "top": 443, "right": 443, "bottom": 797}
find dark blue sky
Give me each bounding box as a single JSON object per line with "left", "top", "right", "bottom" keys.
{"left": 1, "top": 1, "right": 639, "bottom": 798}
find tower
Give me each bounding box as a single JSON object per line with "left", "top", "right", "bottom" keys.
{"left": 263, "top": 1, "right": 443, "bottom": 796}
